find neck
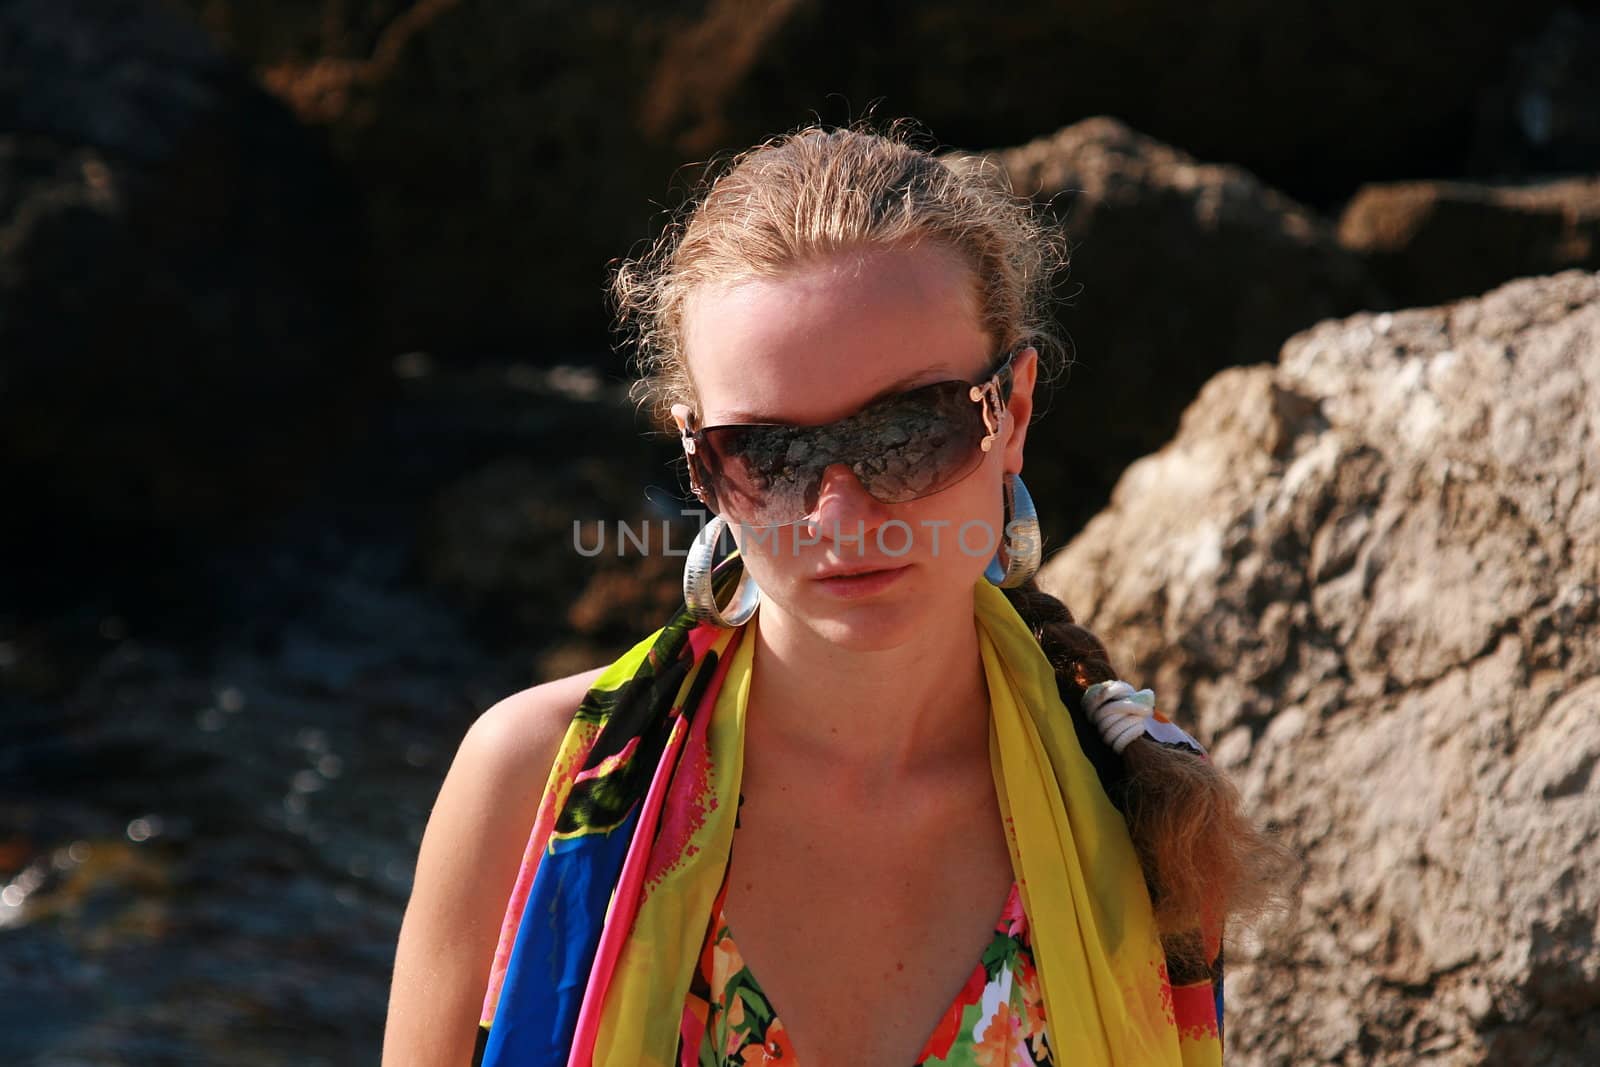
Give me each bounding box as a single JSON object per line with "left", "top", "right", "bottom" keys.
{"left": 742, "top": 587, "right": 993, "bottom": 788}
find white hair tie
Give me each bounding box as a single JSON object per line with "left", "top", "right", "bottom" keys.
{"left": 1081, "top": 680, "right": 1207, "bottom": 756}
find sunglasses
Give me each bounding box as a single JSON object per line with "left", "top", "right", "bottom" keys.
{"left": 670, "top": 350, "right": 1018, "bottom": 528}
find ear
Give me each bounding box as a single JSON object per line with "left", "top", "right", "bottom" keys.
{"left": 1001, "top": 347, "right": 1038, "bottom": 476}
{"left": 670, "top": 402, "right": 699, "bottom": 451}
{"left": 670, "top": 402, "right": 695, "bottom": 431}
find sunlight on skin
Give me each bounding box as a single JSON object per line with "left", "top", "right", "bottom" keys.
{"left": 682, "top": 243, "right": 1038, "bottom": 653}
{"left": 681, "top": 243, "right": 1039, "bottom": 774}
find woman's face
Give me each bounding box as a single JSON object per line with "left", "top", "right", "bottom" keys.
{"left": 680, "top": 243, "right": 1038, "bottom": 651}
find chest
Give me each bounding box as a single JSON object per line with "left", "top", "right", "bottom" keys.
{"left": 708, "top": 778, "right": 1018, "bottom": 1065}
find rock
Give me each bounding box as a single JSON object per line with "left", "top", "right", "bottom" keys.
{"left": 174, "top": 0, "right": 690, "bottom": 355}
{"left": 1039, "top": 271, "right": 1600, "bottom": 1065}
{"left": 424, "top": 454, "right": 700, "bottom": 676}
{"left": 413, "top": 362, "right": 689, "bottom": 664}
{"left": 634, "top": 0, "right": 1585, "bottom": 204}
{"left": 1338, "top": 177, "right": 1600, "bottom": 308}
{"left": 0, "top": 0, "right": 375, "bottom": 585}
{"left": 973, "top": 117, "right": 1382, "bottom": 540}
{"left": 170, "top": 0, "right": 1590, "bottom": 353}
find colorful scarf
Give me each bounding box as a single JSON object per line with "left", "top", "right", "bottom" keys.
{"left": 474, "top": 566, "right": 1224, "bottom": 1066}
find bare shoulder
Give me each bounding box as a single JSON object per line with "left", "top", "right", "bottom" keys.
{"left": 381, "top": 664, "right": 608, "bottom": 1067}
{"left": 465, "top": 664, "right": 611, "bottom": 786}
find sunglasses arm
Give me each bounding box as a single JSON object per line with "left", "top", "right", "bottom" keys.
{"left": 670, "top": 402, "right": 713, "bottom": 504}
{"left": 970, "top": 379, "right": 1007, "bottom": 452}
{"left": 970, "top": 349, "right": 1019, "bottom": 453}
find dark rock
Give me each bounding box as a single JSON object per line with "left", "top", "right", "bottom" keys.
{"left": 1338, "top": 176, "right": 1600, "bottom": 308}
{"left": 179, "top": 0, "right": 690, "bottom": 356}
{"left": 0, "top": 0, "right": 376, "bottom": 589}
{"left": 412, "top": 362, "right": 690, "bottom": 665}
{"left": 634, "top": 0, "right": 1586, "bottom": 205}
{"left": 974, "top": 117, "right": 1383, "bottom": 540}
{"left": 171, "top": 0, "right": 1588, "bottom": 352}
{"left": 1040, "top": 271, "right": 1600, "bottom": 1065}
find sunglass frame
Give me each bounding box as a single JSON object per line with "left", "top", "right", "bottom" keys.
{"left": 669, "top": 349, "right": 1020, "bottom": 521}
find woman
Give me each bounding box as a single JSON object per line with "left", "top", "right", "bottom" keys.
{"left": 383, "top": 123, "right": 1288, "bottom": 1067}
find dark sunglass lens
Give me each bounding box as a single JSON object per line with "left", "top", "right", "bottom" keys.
{"left": 696, "top": 376, "right": 992, "bottom": 525}
{"left": 848, "top": 383, "right": 985, "bottom": 502}
{"left": 700, "top": 424, "right": 822, "bottom": 526}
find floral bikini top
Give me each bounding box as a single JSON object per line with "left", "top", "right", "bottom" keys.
{"left": 686, "top": 874, "right": 1054, "bottom": 1066}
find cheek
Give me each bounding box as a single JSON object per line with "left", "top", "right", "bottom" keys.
{"left": 894, "top": 465, "right": 1008, "bottom": 564}
{"left": 728, "top": 524, "right": 810, "bottom": 578}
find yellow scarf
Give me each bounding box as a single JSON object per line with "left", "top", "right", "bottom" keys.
{"left": 476, "top": 577, "right": 1221, "bottom": 1066}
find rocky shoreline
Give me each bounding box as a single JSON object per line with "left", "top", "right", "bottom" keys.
{"left": 3, "top": 2, "right": 1598, "bottom": 1063}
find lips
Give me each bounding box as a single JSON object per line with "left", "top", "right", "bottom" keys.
{"left": 813, "top": 563, "right": 907, "bottom": 580}
{"left": 806, "top": 563, "right": 908, "bottom": 598}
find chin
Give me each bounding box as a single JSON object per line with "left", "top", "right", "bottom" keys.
{"left": 800, "top": 603, "right": 927, "bottom": 652}
{"left": 754, "top": 565, "right": 981, "bottom": 650}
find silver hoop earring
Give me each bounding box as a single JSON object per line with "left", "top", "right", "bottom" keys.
{"left": 984, "top": 473, "right": 1041, "bottom": 588}
{"left": 684, "top": 514, "right": 761, "bottom": 627}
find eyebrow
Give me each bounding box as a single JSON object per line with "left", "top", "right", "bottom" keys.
{"left": 710, "top": 363, "right": 963, "bottom": 425}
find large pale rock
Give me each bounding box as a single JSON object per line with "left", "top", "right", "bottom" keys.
{"left": 1039, "top": 271, "right": 1600, "bottom": 1064}
{"left": 979, "top": 117, "right": 1381, "bottom": 538}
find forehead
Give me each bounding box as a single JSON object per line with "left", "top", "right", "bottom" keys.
{"left": 682, "top": 245, "right": 991, "bottom": 425}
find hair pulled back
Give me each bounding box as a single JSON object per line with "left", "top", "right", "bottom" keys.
{"left": 612, "top": 119, "right": 1291, "bottom": 973}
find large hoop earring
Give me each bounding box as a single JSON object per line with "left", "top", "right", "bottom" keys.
{"left": 984, "top": 473, "right": 1041, "bottom": 588}
{"left": 684, "top": 514, "right": 761, "bottom": 627}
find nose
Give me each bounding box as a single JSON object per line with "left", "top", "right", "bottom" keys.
{"left": 800, "top": 463, "right": 894, "bottom": 546}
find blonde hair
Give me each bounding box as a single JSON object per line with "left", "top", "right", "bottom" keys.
{"left": 610, "top": 120, "right": 1293, "bottom": 973}
{"left": 614, "top": 121, "right": 1068, "bottom": 429}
